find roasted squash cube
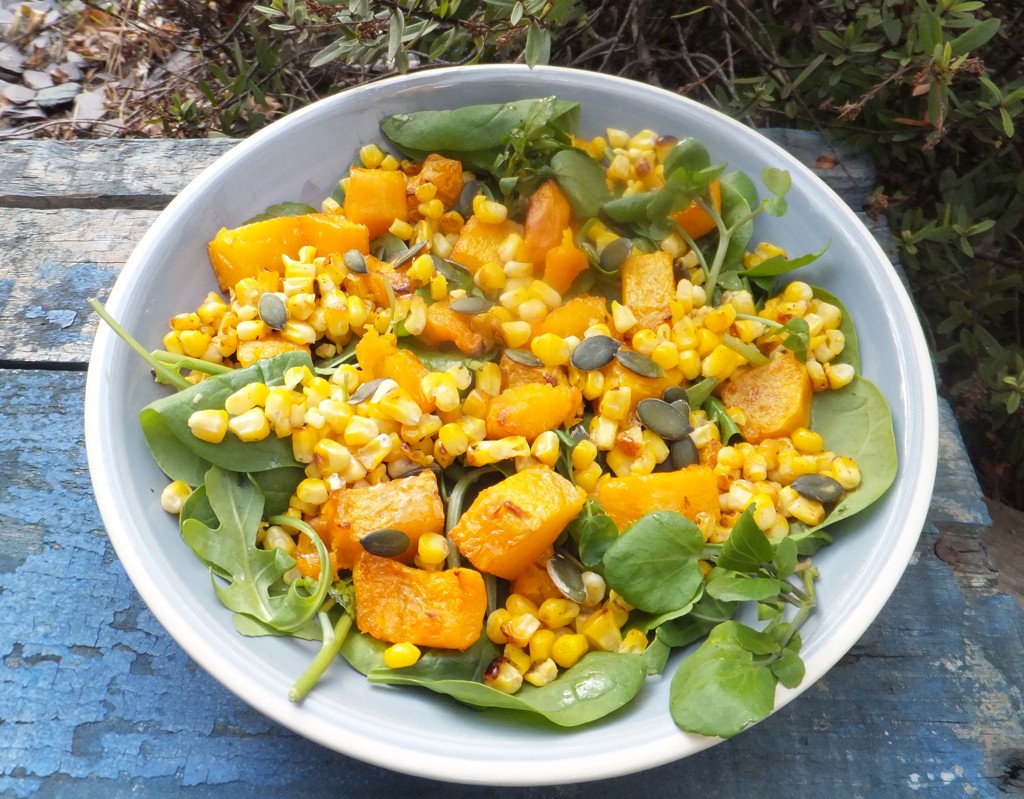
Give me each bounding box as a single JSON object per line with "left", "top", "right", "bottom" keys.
{"left": 717, "top": 351, "right": 813, "bottom": 444}
{"left": 595, "top": 465, "right": 720, "bottom": 532}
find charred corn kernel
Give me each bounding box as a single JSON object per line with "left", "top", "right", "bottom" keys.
{"left": 466, "top": 436, "right": 530, "bottom": 466}
{"left": 500, "top": 320, "right": 532, "bottom": 348}
{"left": 188, "top": 409, "right": 228, "bottom": 443}
{"left": 828, "top": 456, "right": 862, "bottom": 490}
{"left": 531, "top": 333, "right": 571, "bottom": 368}
{"left": 228, "top": 408, "right": 270, "bottom": 442}
{"left": 179, "top": 329, "right": 211, "bottom": 359}
{"left": 599, "top": 386, "right": 632, "bottom": 421}
{"left": 501, "top": 611, "right": 541, "bottom": 649}
{"left": 571, "top": 439, "right": 598, "bottom": 471}
{"left": 472, "top": 194, "right": 508, "bottom": 224}
{"left": 580, "top": 571, "right": 607, "bottom": 607}
{"left": 531, "top": 430, "right": 561, "bottom": 467}
{"left": 538, "top": 597, "right": 580, "bottom": 629}
{"left": 344, "top": 415, "right": 378, "bottom": 447}
{"left": 702, "top": 344, "right": 747, "bottom": 380}
{"left": 590, "top": 415, "right": 618, "bottom": 451}
{"left": 574, "top": 461, "right": 603, "bottom": 493}
{"left": 620, "top": 628, "right": 649, "bottom": 655}
{"left": 295, "top": 477, "right": 329, "bottom": 506}
{"left": 551, "top": 633, "right": 589, "bottom": 669}
{"left": 484, "top": 656, "right": 524, "bottom": 693}
{"left": 792, "top": 427, "right": 825, "bottom": 454}
{"left": 523, "top": 658, "right": 558, "bottom": 688}
{"left": 703, "top": 304, "right": 737, "bottom": 333}
{"left": 748, "top": 492, "right": 778, "bottom": 531}
{"left": 528, "top": 629, "right": 557, "bottom": 663}
{"left": 650, "top": 341, "right": 680, "bottom": 370}
{"left": 264, "top": 524, "right": 295, "bottom": 554}
{"left": 825, "top": 362, "right": 855, "bottom": 390}
{"left": 359, "top": 143, "right": 385, "bottom": 168}
{"left": 312, "top": 438, "right": 351, "bottom": 475}
{"left": 356, "top": 433, "right": 394, "bottom": 470}
{"left": 582, "top": 607, "right": 623, "bottom": 652}
{"left": 486, "top": 609, "right": 512, "bottom": 644}
{"left": 383, "top": 642, "right": 421, "bottom": 669}
{"left": 160, "top": 480, "right": 192, "bottom": 514}
{"left": 610, "top": 301, "right": 638, "bottom": 335}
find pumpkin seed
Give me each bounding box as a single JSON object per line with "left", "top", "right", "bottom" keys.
{"left": 504, "top": 348, "right": 544, "bottom": 367}
{"left": 546, "top": 554, "right": 587, "bottom": 603}
{"left": 457, "top": 179, "right": 481, "bottom": 218}
{"left": 570, "top": 334, "right": 620, "bottom": 371}
{"left": 615, "top": 348, "right": 664, "bottom": 379}
{"left": 791, "top": 474, "right": 845, "bottom": 503}
{"left": 599, "top": 237, "right": 633, "bottom": 273}
{"left": 449, "top": 295, "right": 494, "bottom": 315}
{"left": 360, "top": 528, "right": 411, "bottom": 558}
{"left": 257, "top": 292, "right": 288, "bottom": 331}
{"left": 670, "top": 436, "right": 699, "bottom": 469}
{"left": 662, "top": 385, "right": 688, "bottom": 405}
{"left": 348, "top": 376, "right": 387, "bottom": 405}
{"left": 389, "top": 239, "right": 428, "bottom": 268}
{"left": 636, "top": 398, "right": 691, "bottom": 441}
{"left": 343, "top": 248, "right": 368, "bottom": 274}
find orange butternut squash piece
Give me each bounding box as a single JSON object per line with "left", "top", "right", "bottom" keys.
{"left": 293, "top": 529, "right": 339, "bottom": 580}
{"left": 596, "top": 466, "right": 720, "bottom": 532}
{"left": 620, "top": 249, "right": 676, "bottom": 332}
{"left": 355, "top": 329, "right": 433, "bottom": 411}
{"left": 542, "top": 229, "right": 590, "bottom": 295}
{"left": 448, "top": 467, "right": 587, "bottom": 580}
{"left": 523, "top": 180, "right": 573, "bottom": 268}
{"left": 601, "top": 359, "right": 682, "bottom": 412}
{"left": 407, "top": 153, "right": 465, "bottom": 209}
{"left": 343, "top": 167, "right": 408, "bottom": 239}
{"left": 510, "top": 557, "right": 564, "bottom": 607}
{"left": 448, "top": 215, "right": 524, "bottom": 274}
{"left": 671, "top": 180, "right": 722, "bottom": 240}
{"left": 485, "top": 383, "right": 581, "bottom": 442}
{"left": 418, "top": 297, "right": 488, "bottom": 357}
{"left": 208, "top": 213, "right": 369, "bottom": 293}
{"left": 534, "top": 294, "right": 608, "bottom": 341}
{"left": 499, "top": 351, "right": 567, "bottom": 389}
{"left": 320, "top": 470, "right": 445, "bottom": 571}
{"left": 717, "top": 351, "right": 812, "bottom": 444}
{"left": 235, "top": 334, "right": 310, "bottom": 367}
{"left": 353, "top": 553, "right": 486, "bottom": 651}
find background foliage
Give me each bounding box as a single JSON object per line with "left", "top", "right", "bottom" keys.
{"left": 88, "top": 0, "right": 1024, "bottom": 506}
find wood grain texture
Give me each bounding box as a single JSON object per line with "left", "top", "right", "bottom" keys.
{"left": 0, "top": 370, "right": 1020, "bottom": 799}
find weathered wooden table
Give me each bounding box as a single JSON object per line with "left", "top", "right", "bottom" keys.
{"left": 2, "top": 132, "right": 1022, "bottom": 798}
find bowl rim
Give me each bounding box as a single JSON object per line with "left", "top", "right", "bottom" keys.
{"left": 85, "top": 63, "right": 939, "bottom": 785}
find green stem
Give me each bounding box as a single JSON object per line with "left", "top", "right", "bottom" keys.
{"left": 152, "top": 350, "right": 233, "bottom": 376}
{"left": 88, "top": 297, "right": 191, "bottom": 390}
{"left": 289, "top": 611, "right": 353, "bottom": 703}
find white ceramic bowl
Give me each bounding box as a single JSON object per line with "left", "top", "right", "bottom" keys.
{"left": 85, "top": 64, "right": 938, "bottom": 786}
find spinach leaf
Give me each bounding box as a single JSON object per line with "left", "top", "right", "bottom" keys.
{"left": 549, "top": 147, "right": 612, "bottom": 219}
{"left": 141, "top": 351, "right": 312, "bottom": 476}
{"left": 244, "top": 201, "right": 318, "bottom": 224}
{"left": 180, "top": 467, "right": 329, "bottom": 633}
{"left": 602, "top": 510, "right": 705, "bottom": 615}
{"left": 370, "top": 651, "right": 646, "bottom": 727}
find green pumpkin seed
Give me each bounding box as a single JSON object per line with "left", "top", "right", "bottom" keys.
{"left": 615, "top": 348, "right": 664, "bottom": 379}
{"left": 546, "top": 554, "right": 587, "bottom": 603}
{"left": 637, "top": 398, "right": 692, "bottom": 441}
{"left": 599, "top": 237, "right": 633, "bottom": 273}
{"left": 449, "top": 295, "right": 495, "bottom": 315}
{"left": 389, "top": 239, "right": 428, "bottom": 268}
{"left": 360, "top": 528, "right": 411, "bottom": 558}
{"left": 343, "top": 248, "right": 368, "bottom": 274}
{"left": 257, "top": 292, "right": 288, "bottom": 331}
{"left": 791, "top": 474, "right": 845, "bottom": 503}
{"left": 504, "top": 348, "right": 544, "bottom": 367}
{"left": 348, "top": 376, "right": 387, "bottom": 405}
{"left": 570, "top": 335, "right": 621, "bottom": 371}
{"left": 457, "top": 180, "right": 481, "bottom": 218}
{"left": 662, "top": 385, "right": 688, "bottom": 405}
{"left": 670, "top": 436, "right": 699, "bottom": 469}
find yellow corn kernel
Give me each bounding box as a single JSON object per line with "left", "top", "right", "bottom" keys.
{"left": 474, "top": 261, "right": 507, "bottom": 294}
{"left": 359, "top": 143, "right": 385, "bottom": 168}
{"left": 162, "top": 330, "right": 184, "bottom": 355}
{"left": 503, "top": 644, "right": 533, "bottom": 676}
{"left": 827, "top": 456, "right": 862, "bottom": 490}
{"left": 631, "top": 328, "right": 660, "bottom": 356}
{"left": 582, "top": 607, "right": 623, "bottom": 652}
{"left": 188, "top": 409, "right": 229, "bottom": 443}
{"left": 581, "top": 571, "right": 607, "bottom": 607}
{"left": 486, "top": 609, "right": 512, "bottom": 644}
{"left": 551, "top": 632, "right": 590, "bottom": 669}
{"left": 263, "top": 524, "right": 296, "bottom": 554}
{"left": 415, "top": 532, "right": 450, "bottom": 568}
{"left": 436, "top": 422, "right": 470, "bottom": 459}
{"left": 538, "top": 597, "right": 580, "bottom": 630}
{"left": 472, "top": 362, "right": 501, "bottom": 398}
{"left": 747, "top": 492, "right": 778, "bottom": 532}
{"left": 530, "top": 333, "right": 571, "bottom": 368}
{"left": 484, "top": 656, "right": 524, "bottom": 694}
{"left": 574, "top": 461, "right": 603, "bottom": 493}
{"left": 620, "top": 628, "right": 649, "bottom": 655}
{"left": 782, "top": 280, "right": 812, "bottom": 303}
{"left": 504, "top": 593, "right": 538, "bottom": 617}
{"left": 514, "top": 297, "right": 546, "bottom": 324}
{"left": 465, "top": 436, "right": 530, "bottom": 466}
{"left": 461, "top": 388, "right": 490, "bottom": 420}
{"left": 791, "top": 427, "right": 825, "bottom": 454}
{"left": 179, "top": 329, "right": 211, "bottom": 359}
{"left": 530, "top": 430, "right": 561, "bottom": 468}
{"left": 825, "top": 362, "right": 855, "bottom": 390}
{"left": 703, "top": 304, "right": 737, "bottom": 334}
{"left": 610, "top": 301, "right": 638, "bottom": 335}
{"left": 500, "top": 320, "right": 532, "bottom": 349}
{"left": 459, "top": 415, "right": 487, "bottom": 443}
{"left": 383, "top": 642, "right": 421, "bottom": 669}
{"left": 589, "top": 415, "right": 619, "bottom": 451}
{"left": 524, "top": 658, "right": 559, "bottom": 688}
{"left": 224, "top": 382, "right": 270, "bottom": 416}
{"left": 528, "top": 279, "right": 561, "bottom": 310}
{"left": 290, "top": 425, "right": 318, "bottom": 464}
{"left": 228, "top": 407, "right": 271, "bottom": 442}
{"left": 295, "top": 477, "right": 329, "bottom": 506}
{"left": 701, "top": 344, "right": 747, "bottom": 381}
{"left": 695, "top": 327, "right": 720, "bottom": 357}
{"left": 343, "top": 415, "right": 379, "bottom": 448}
{"left": 778, "top": 485, "right": 826, "bottom": 526}
{"left": 280, "top": 320, "right": 316, "bottom": 346}
{"left": 528, "top": 629, "right": 557, "bottom": 664}
{"left": 472, "top": 194, "right": 508, "bottom": 224}
{"left": 580, "top": 370, "right": 605, "bottom": 401}
{"left": 356, "top": 433, "right": 395, "bottom": 470}
{"left": 650, "top": 341, "right": 680, "bottom": 371}
{"left": 599, "top": 386, "right": 632, "bottom": 422}
{"left": 170, "top": 311, "right": 201, "bottom": 331}
{"left": 160, "top": 480, "right": 192, "bottom": 514}
{"left": 571, "top": 439, "right": 598, "bottom": 471}
{"left": 312, "top": 438, "right": 351, "bottom": 475}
